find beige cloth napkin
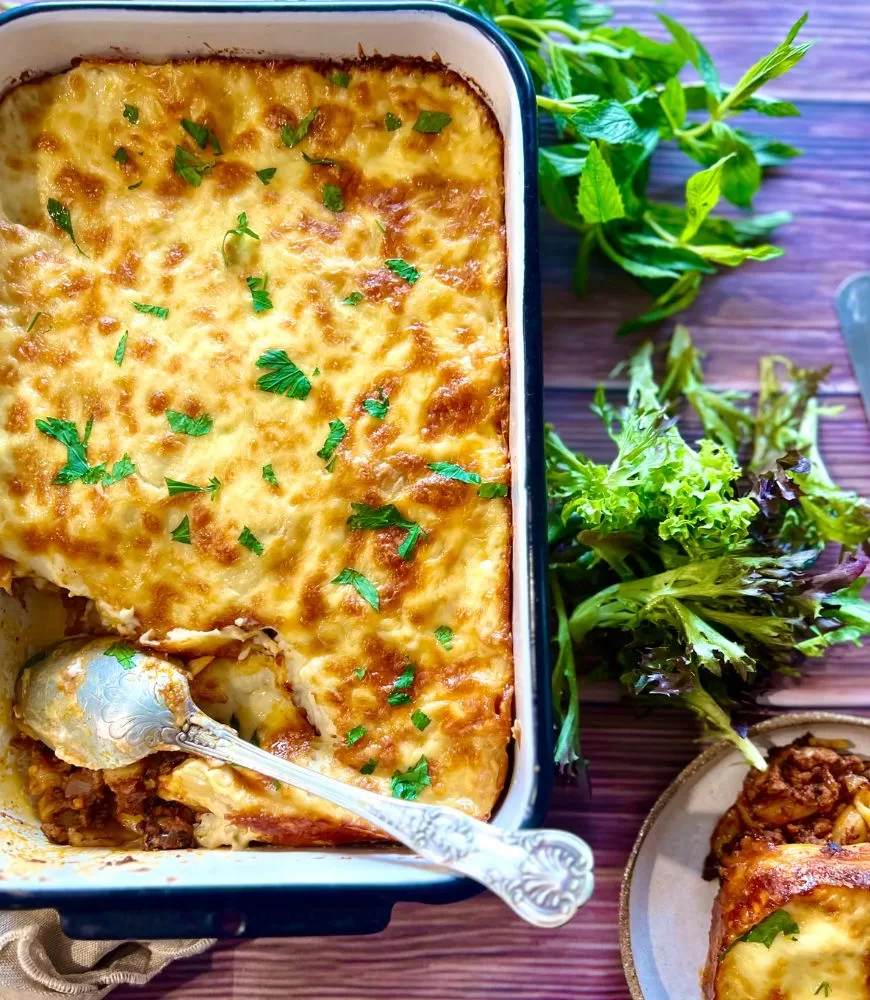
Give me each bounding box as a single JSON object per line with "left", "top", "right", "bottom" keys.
{"left": 0, "top": 909, "right": 214, "bottom": 998}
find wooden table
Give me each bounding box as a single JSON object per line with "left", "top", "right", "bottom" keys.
{"left": 117, "top": 3, "right": 870, "bottom": 996}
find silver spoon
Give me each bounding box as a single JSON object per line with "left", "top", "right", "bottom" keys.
{"left": 15, "top": 636, "right": 594, "bottom": 928}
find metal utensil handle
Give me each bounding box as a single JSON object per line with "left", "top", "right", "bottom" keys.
{"left": 175, "top": 712, "right": 594, "bottom": 928}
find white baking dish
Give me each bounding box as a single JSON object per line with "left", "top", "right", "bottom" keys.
{"left": 0, "top": 0, "right": 549, "bottom": 939}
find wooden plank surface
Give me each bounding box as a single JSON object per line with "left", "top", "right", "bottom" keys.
{"left": 116, "top": 3, "right": 869, "bottom": 998}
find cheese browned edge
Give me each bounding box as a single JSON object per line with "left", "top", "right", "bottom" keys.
{"left": 0, "top": 57, "right": 513, "bottom": 848}
{"left": 705, "top": 842, "right": 870, "bottom": 1000}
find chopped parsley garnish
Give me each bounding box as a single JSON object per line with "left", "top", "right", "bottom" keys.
{"left": 262, "top": 464, "right": 278, "bottom": 486}
{"left": 165, "top": 476, "right": 221, "bottom": 501}
{"left": 329, "top": 71, "right": 350, "bottom": 88}
{"left": 281, "top": 107, "right": 318, "bottom": 148}
{"left": 36, "top": 416, "right": 133, "bottom": 487}
{"left": 347, "top": 503, "right": 426, "bottom": 561}
{"left": 47, "top": 199, "right": 86, "bottom": 255}
{"left": 113, "top": 331, "right": 128, "bottom": 366}
{"left": 428, "top": 462, "right": 481, "bottom": 484}
{"left": 256, "top": 167, "right": 277, "bottom": 185}
{"left": 391, "top": 756, "right": 430, "bottom": 800}
{"left": 173, "top": 145, "right": 213, "bottom": 187}
{"left": 434, "top": 625, "right": 454, "bottom": 650}
{"left": 363, "top": 390, "right": 389, "bottom": 420}
{"left": 302, "top": 152, "right": 341, "bottom": 167}
{"left": 413, "top": 111, "right": 452, "bottom": 134}
{"left": 114, "top": 146, "right": 129, "bottom": 164}
{"left": 734, "top": 909, "right": 800, "bottom": 950}
{"left": 332, "top": 567, "right": 379, "bottom": 611}
{"left": 166, "top": 410, "right": 212, "bottom": 436}
{"left": 255, "top": 349, "right": 311, "bottom": 400}
{"left": 133, "top": 302, "right": 168, "bottom": 319}
{"left": 375, "top": 219, "right": 387, "bottom": 233}
{"left": 238, "top": 526, "right": 263, "bottom": 556}
{"left": 104, "top": 643, "right": 137, "bottom": 670}
{"left": 411, "top": 709, "right": 431, "bottom": 731}
{"left": 346, "top": 725, "right": 367, "bottom": 746}
{"left": 322, "top": 184, "right": 344, "bottom": 212}
{"left": 312, "top": 367, "right": 321, "bottom": 377}
{"left": 385, "top": 258, "right": 419, "bottom": 284}
{"left": 343, "top": 292, "right": 363, "bottom": 306}
{"left": 26, "top": 312, "right": 46, "bottom": 333}
{"left": 128, "top": 181, "right": 143, "bottom": 191}
{"left": 122, "top": 103, "right": 139, "bottom": 124}
{"left": 360, "top": 758, "right": 378, "bottom": 775}
{"left": 246, "top": 274, "right": 273, "bottom": 313}
{"left": 353, "top": 667, "right": 367, "bottom": 680}
{"left": 171, "top": 514, "right": 191, "bottom": 544}
{"left": 478, "top": 482, "right": 509, "bottom": 498}
{"left": 318, "top": 419, "right": 347, "bottom": 463}
{"left": 388, "top": 663, "right": 416, "bottom": 705}
{"left": 181, "top": 118, "right": 222, "bottom": 155}
{"left": 815, "top": 984, "right": 832, "bottom": 997}
{"left": 222, "top": 211, "right": 260, "bottom": 266}
{"left": 384, "top": 112, "right": 402, "bottom": 131}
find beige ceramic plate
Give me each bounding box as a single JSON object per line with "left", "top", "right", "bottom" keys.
{"left": 619, "top": 712, "right": 870, "bottom": 1000}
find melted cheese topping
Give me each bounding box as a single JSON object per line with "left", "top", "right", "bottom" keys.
{"left": 0, "top": 59, "right": 512, "bottom": 846}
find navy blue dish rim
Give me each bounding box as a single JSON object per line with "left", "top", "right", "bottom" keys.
{"left": 0, "top": 0, "right": 549, "bottom": 939}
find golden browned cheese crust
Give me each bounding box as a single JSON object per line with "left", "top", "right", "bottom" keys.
{"left": 705, "top": 842, "right": 870, "bottom": 999}
{"left": 0, "top": 59, "right": 512, "bottom": 846}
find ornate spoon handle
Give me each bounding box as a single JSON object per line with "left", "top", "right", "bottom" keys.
{"left": 175, "top": 712, "right": 595, "bottom": 928}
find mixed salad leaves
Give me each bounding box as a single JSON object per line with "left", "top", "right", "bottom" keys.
{"left": 455, "top": 0, "right": 811, "bottom": 331}
{"left": 547, "top": 328, "right": 870, "bottom": 770}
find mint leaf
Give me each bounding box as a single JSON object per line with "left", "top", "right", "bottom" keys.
{"left": 181, "top": 118, "right": 222, "bottom": 155}
{"left": 256, "top": 167, "right": 277, "bottom": 185}
{"left": 385, "top": 259, "right": 419, "bottom": 284}
{"left": 568, "top": 100, "right": 641, "bottom": 145}
{"left": 104, "top": 643, "right": 137, "bottom": 670}
{"left": 238, "top": 526, "right": 263, "bottom": 556}
{"left": 173, "top": 145, "right": 213, "bottom": 187}
{"left": 281, "top": 108, "right": 318, "bottom": 148}
{"left": 397, "top": 523, "right": 424, "bottom": 561}
{"left": 347, "top": 503, "right": 425, "bottom": 561}
{"left": 363, "top": 390, "right": 388, "bottom": 419}
{"left": 166, "top": 410, "right": 212, "bottom": 436}
{"left": 318, "top": 419, "right": 348, "bottom": 463}
{"left": 122, "top": 103, "right": 139, "bottom": 124}
{"left": 680, "top": 155, "right": 734, "bottom": 242}
{"left": 658, "top": 13, "right": 722, "bottom": 100}
{"left": 658, "top": 77, "right": 687, "bottom": 133}
{"left": 171, "top": 514, "right": 191, "bottom": 544}
{"left": 434, "top": 625, "right": 454, "bottom": 650}
{"left": 322, "top": 184, "right": 344, "bottom": 212}
{"left": 255, "top": 349, "right": 311, "bottom": 399}
{"left": 734, "top": 909, "right": 800, "bottom": 949}
{"left": 411, "top": 709, "right": 431, "bottom": 731}
{"left": 413, "top": 111, "right": 451, "bottom": 134}
{"left": 360, "top": 758, "right": 378, "bottom": 774}
{"left": 114, "top": 331, "right": 128, "bottom": 366}
{"left": 133, "top": 302, "right": 168, "bottom": 319}
{"left": 343, "top": 292, "right": 363, "bottom": 306}
{"left": 262, "top": 464, "right": 278, "bottom": 486}
{"left": 165, "top": 476, "right": 221, "bottom": 501}
{"left": 385, "top": 112, "right": 402, "bottom": 131}
{"left": 391, "top": 756, "right": 430, "bottom": 800}
{"left": 346, "top": 725, "right": 366, "bottom": 746}
{"left": 478, "top": 482, "right": 509, "bottom": 498}
{"left": 428, "top": 461, "right": 481, "bottom": 484}
{"left": 222, "top": 211, "right": 260, "bottom": 265}
{"left": 47, "top": 198, "right": 86, "bottom": 255}
{"left": 246, "top": 274, "right": 273, "bottom": 313}
{"left": 332, "top": 567, "right": 380, "bottom": 611}
{"left": 577, "top": 142, "right": 624, "bottom": 224}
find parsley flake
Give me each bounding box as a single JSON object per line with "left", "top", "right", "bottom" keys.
{"left": 102, "top": 454, "right": 135, "bottom": 487}
{"left": 353, "top": 667, "right": 367, "bottom": 680}
{"left": 346, "top": 725, "right": 367, "bottom": 746}
{"left": 734, "top": 909, "right": 800, "bottom": 950}
{"left": 256, "top": 167, "right": 277, "bottom": 185}
{"left": 375, "top": 219, "right": 387, "bottom": 233}
{"left": 104, "top": 643, "right": 138, "bottom": 670}
{"left": 171, "top": 514, "right": 191, "bottom": 544}
{"left": 47, "top": 198, "right": 86, "bottom": 255}
{"left": 166, "top": 410, "right": 212, "bottom": 436}
{"left": 363, "top": 390, "right": 389, "bottom": 420}
{"left": 238, "top": 526, "right": 264, "bottom": 556}
{"left": 302, "top": 151, "right": 341, "bottom": 167}
{"left": 385, "top": 112, "right": 402, "bottom": 131}
{"left": 127, "top": 181, "right": 143, "bottom": 191}
{"left": 173, "top": 145, "right": 213, "bottom": 187}
{"left": 388, "top": 663, "right": 416, "bottom": 704}
{"left": 329, "top": 71, "right": 350, "bottom": 88}
{"left": 281, "top": 108, "right": 318, "bottom": 148}
{"left": 222, "top": 212, "right": 260, "bottom": 266}
{"left": 343, "top": 292, "right": 363, "bottom": 306}
{"left": 360, "top": 758, "right": 378, "bottom": 775}
{"left": 322, "top": 184, "right": 344, "bottom": 212}
{"left": 318, "top": 419, "right": 348, "bottom": 463}
{"left": 114, "top": 146, "right": 129, "bottom": 164}
{"left": 434, "top": 625, "right": 454, "bottom": 650}
{"left": 332, "top": 567, "right": 379, "bottom": 611}
{"left": 165, "top": 476, "right": 221, "bottom": 501}
{"left": 347, "top": 503, "right": 426, "bottom": 561}
{"left": 391, "top": 756, "right": 430, "bottom": 800}
{"left": 26, "top": 312, "right": 46, "bottom": 333}
{"left": 181, "top": 118, "right": 222, "bottom": 155}
{"left": 428, "top": 462, "right": 481, "bottom": 484}
{"left": 246, "top": 274, "right": 273, "bottom": 313}
{"left": 815, "top": 984, "right": 832, "bottom": 997}
{"left": 385, "top": 258, "right": 419, "bottom": 284}
{"left": 36, "top": 417, "right": 133, "bottom": 487}
{"left": 114, "top": 331, "right": 128, "bottom": 366}
{"left": 413, "top": 111, "right": 452, "bottom": 134}
{"left": 133, "top": 302, "right": 168, "bottom": 319}
{"left": 122, "top": 103, "right": 139, "bottom": 124}
{"left": 262, "top": 464, "right": 278, "bottom": 486}
{"left": 255, "top": 349, "right": 311, "bottom": 399}
{"left": 478, "top": 482, "right": 509, "bottom": 498}
{"left": 411, "top": 709, "right": 431, "bottom": 731}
